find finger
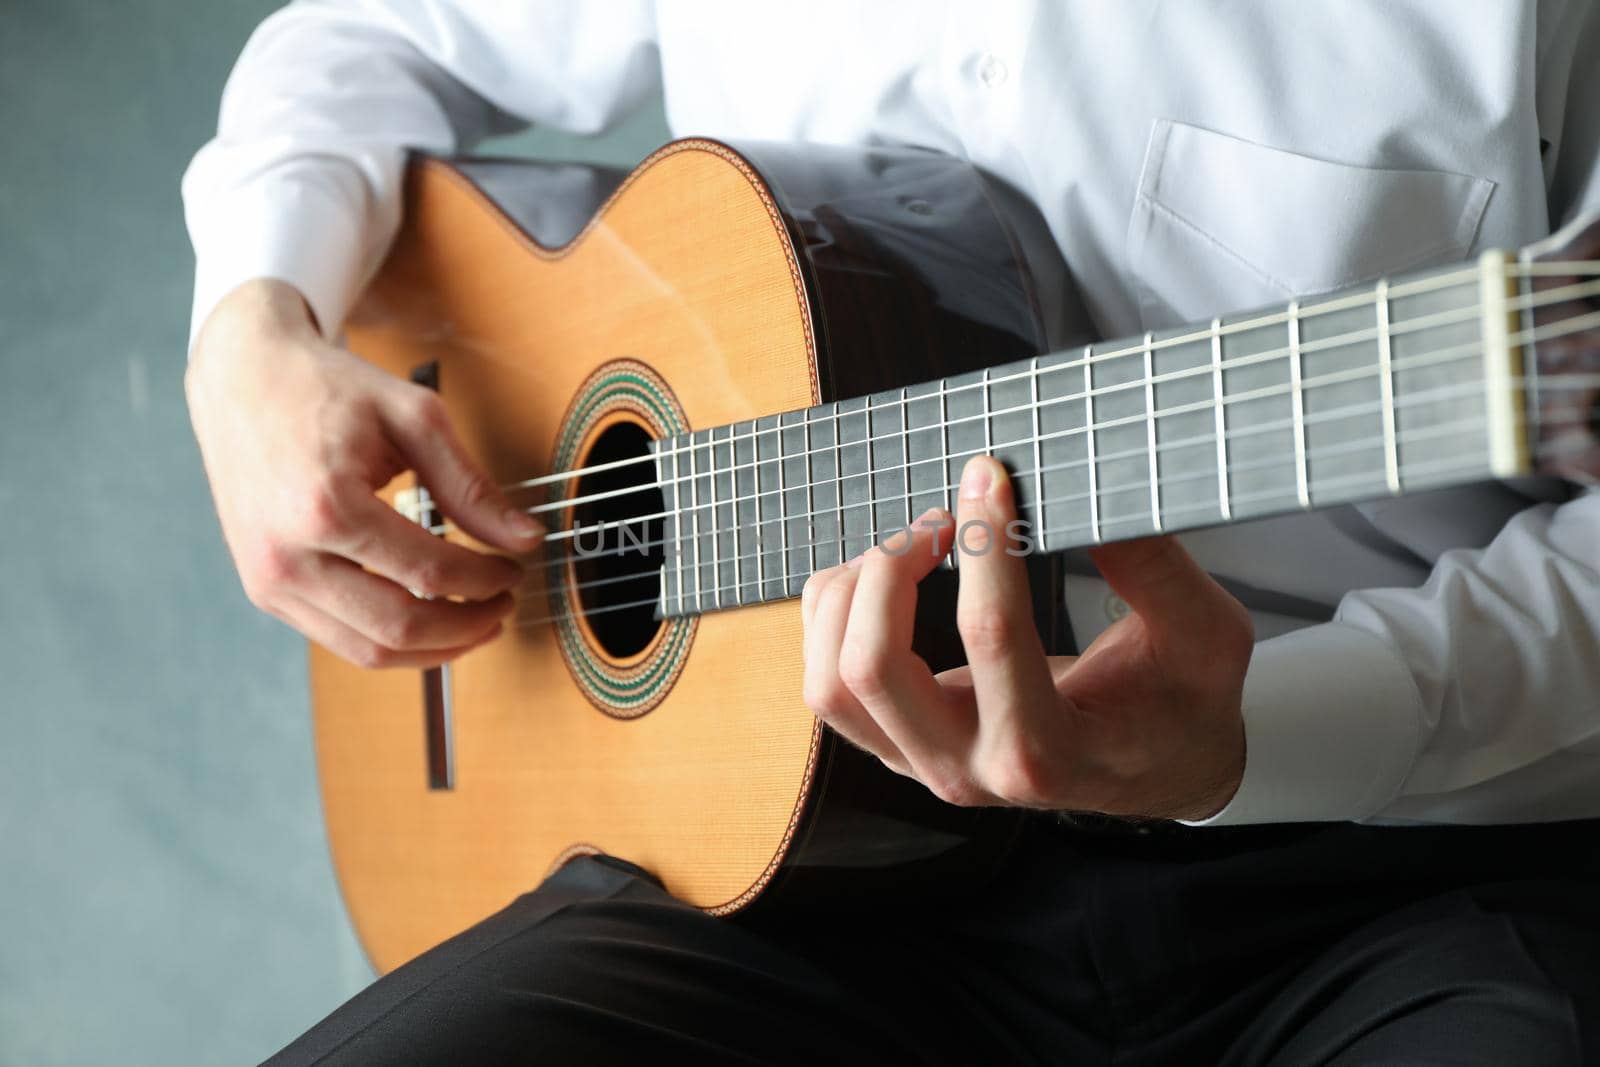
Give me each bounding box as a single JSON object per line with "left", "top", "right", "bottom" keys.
{"left": 1085, "top": 535, "right": 1223, "bottom": 640}
{"left": 953, "top": 457, "right": 1056, "bottom": 730}
{"left": 336, "top": 492, "right": 525, "bottom": 601}
{"left": 839, "top": 510, "right": 966, "bottom": 769}
{"left": 801, "top": 563, "right": 909, "bottom": 774}
{"left": 800, "top": 560, "right": 844, "bottom": 632}
{"left": 301, "top": 554, "right": 514, "bottom": 652}
{"left": 278, "top": 592, "right": 502, "bottom": 669}
{"left": 380, "top": 385, "right": 545, "bottom": 554}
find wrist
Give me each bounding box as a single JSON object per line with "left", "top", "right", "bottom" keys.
{"left": 1176, "top": 720, "right": 1246, "bottom": 821}
{"left": 194, "top": 278, "right": 318, "bottom": 358}
{"left": 186, "top": 279, "right": 325, "bottom": 419}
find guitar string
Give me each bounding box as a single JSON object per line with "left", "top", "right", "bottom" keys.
{"left": 509, "top": 276, "right": 1600, "bottom": 523}
{"left": 379, "top": 274, "right": 1599, "bottom": 622}
{"left": 511, "top": 399, "right": 1597, "bottom": 625}
{"left": 515, "top": 409, "right": 1598, "bottom": 624}
{"left": 515, "top": 404, "right": 1600, "bottom": 620}
{"left": 467, "top": 262, "right": 1598, "bottom": 499}
{"left": 514, "top": 369, "right": 1600, "bottom": 583}
{"left": 510, "top": 428, "right": 1585, "bottom": 630}
{"left": 489, "top": 262, "right": 1599, "bottom": 495}
{"left": 498, "top": 364, "right": 1598, "bottom": 605}
{"left": 417, "top": 290, "right": 1600, "bottom": 546}
{"left": 472, "top": 279, "right": 1600, "bottom": 523}
{"left": 513, "top": 410, "right": 1583, "bottom": 622}
{"left": 422, "top": 295, "right": 1599, "bottom": 555}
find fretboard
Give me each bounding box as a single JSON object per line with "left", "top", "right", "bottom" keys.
{"left": 653, "top": 254, "right": 1528, "bottom": 617}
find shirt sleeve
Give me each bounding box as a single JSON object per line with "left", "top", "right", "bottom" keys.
{"left": 181, "top": 0, "right": 660, "bottom": 350}
{"left": 1189, "top": 490, "right": 1600, "bottom": 825}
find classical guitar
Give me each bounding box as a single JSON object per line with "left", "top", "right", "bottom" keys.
{"left": 313, "top": 138, "right": 1600, "bottom": 972}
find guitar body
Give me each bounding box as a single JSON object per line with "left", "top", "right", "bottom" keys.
{"left": 312, "top": 140, "right": 1069, "bottom": 972}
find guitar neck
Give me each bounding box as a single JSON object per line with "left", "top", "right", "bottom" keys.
{"left": 654, "top": 252, "right": 1547, "bottom": 618}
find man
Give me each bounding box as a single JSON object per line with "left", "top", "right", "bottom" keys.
{"left": 184, "top": 2, "right": 1600, "bottom": 1062}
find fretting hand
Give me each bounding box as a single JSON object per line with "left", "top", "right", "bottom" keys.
{"left": 801, "top": 455, "right": 1253, "bottom": 822}
{"left": 185, "top": 279, "right": 544, "bottom": 669}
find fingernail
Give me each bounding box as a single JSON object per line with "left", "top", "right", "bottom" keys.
{"left": 506, "top": 509, "right": 545, "bottom": 539}
{"left": 960, "top": 457, "right": 995, "bottom": 501}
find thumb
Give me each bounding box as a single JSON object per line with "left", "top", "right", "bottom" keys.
{"left": 1086, "top": 535, "right": 1222, "bottom": 638}
{"left": 381, "top": 387, "right": 545, "bottom": 553}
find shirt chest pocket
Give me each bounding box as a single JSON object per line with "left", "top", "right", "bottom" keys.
{"left": 1126, "top": 119, "right": 1496, "bottom": 330}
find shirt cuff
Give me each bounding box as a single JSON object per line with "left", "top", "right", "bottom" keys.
{"left": 185, "top": 157, "right": 382, "bottom": 352}
{"left": 1180, "top": 621, "right": 1426, "bottom": 826}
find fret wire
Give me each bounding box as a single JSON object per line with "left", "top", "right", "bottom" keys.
{"left": 863, "top": 404, "right": 878, "bottom": 546}
{"left": 977, "top": 367, "right": 993, "bottom": 562}
{"left": 832, "top": 405, "right": 845, "bottom": 568}
{"left": 1142, "top": 332, "right": 1161, "bottom": 532}
{"left": 704, "top": 435, "right": 723, "bottom": 607}
{"left": 687, "top": 435, "right": 702, "bottom": 612}
{"left": 670, "top": 444, "right": 684, "bottom": 615}
{"left": 1376, "top": 278, "right": 1401, "bottom": 493}
{"left": 981, "top": 365, "right": 993, "bottom": 462}
{"left": 977, "top": 370, "right": 995, "bottom": 561}
{"left": 707, "top": 438, "right": 720, "bottom": 607}
{"left": 1083, "top": 346, "right": 1100, "bottom": 542}
{"left": 707, "top": 431, "right": 722, "bottom": 609}
{"left": 1211, "top": 318, "right": 1232, "bottom": 522}
{"left": 938, "top": 379, "right": 952, "bottom": 513}
{"left": 729, "top": 426, "right": 742, "bottom": 606}
{"left": 1029, "top": 357, "right": 1045, "bottom": 551}
{"left": 804, "top": 407, "right": 817, "bottom": 577}
{"left": 777, "top": 415, "right": 791, "bottom": 593}
{"left": 900, "top": 386, "right": 913, "bottom": 535}
{"left": 1288, "top": 300, "right": 1310, "bottom": 508}
{"left": 938, "top": 379, "right": 954, "bottom": 570}
{"left": 862, "top": 395, "right": 874, "bottom": 554}
{"left": 752, "top": 421, "right": 766, "bottom": 597}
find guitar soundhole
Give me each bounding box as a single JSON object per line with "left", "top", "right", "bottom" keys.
{"left": 570, "top": 420, "right": 665, "bottom": 659}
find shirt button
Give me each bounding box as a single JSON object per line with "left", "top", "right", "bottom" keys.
{"left": 1104, "top": 593, "right": 1130, "bottom": 623}
{"left": 977, "top": 53, "right": 1009, "bottom": 88}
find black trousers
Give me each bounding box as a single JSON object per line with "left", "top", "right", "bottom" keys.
{"left": 268, "top": 816, "right": 1600, "bottom": 1065}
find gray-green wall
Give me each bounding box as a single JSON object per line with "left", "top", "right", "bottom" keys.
{"left": 0, "top": 3, "right": 667, "bottom": 1063}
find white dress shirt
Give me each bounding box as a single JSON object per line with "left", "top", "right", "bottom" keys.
{"left": 183, "top": 0, "right": 1600, "bottom": 826}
